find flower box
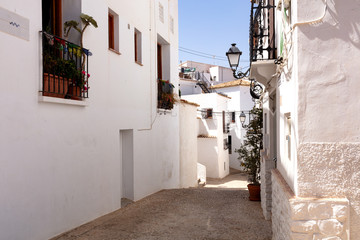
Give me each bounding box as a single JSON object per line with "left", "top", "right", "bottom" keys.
{"left": 43, "top": 73, "right": 69, "bottom": 98}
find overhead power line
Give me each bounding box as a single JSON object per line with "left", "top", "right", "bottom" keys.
{"left": 179, "top": 48, "right": 227, "bottom": 61}
{"left": 179, "top": 46, "right": 227, "bottom": 60}
{"left": 179, "top": 46, "right": 250, "bottom": 63}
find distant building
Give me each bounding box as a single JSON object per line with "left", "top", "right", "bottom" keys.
{"left": 210, "top": 80, "right": 255, "bottom": 170}
{"left": 180, "top": 60, "right": 255, "bottom": 174}
{"left": 179, "top": 61, "right": 237, "bottom": 95}
{"left": 182, "top": 93, "right": 231, "bottom": 179}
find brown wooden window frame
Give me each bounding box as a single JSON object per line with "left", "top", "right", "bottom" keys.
{"left": 108, "top": 13, "right": 114, "bottom": 50}
{"left": 157, "top": 43, "right": 162, "bottom": 79}
{"left": 42, "top": 0, "right": 62, "bottom": 37}
{"left": 134, "top": 28, "right": 142, "bottom": 65}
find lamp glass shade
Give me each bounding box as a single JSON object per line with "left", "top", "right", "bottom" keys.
{"left": 226, "top": 43, "right": 242, "bottom": 71}
{"left": 240, "top": 111, "right": 246, "bottom": 125}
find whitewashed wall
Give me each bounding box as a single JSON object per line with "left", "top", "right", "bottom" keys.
{"left": 182, "top": 93, "right": 230, "bottom": 178}
{"left": 274, "top": 0, "right": 360, "bottom": 238}
{"left": 0, "top": 0, "right": 179, "bottom": 239}
{"left": 209, "top": 66, "right": 235, "bottom": 83}
{"left": 217, "top": 86, "right": 254, "bottom": 170}
{"left": 179, "top": 79, "right": 202, "bottom": 95}
{"left": 180, "top": 61, "right": 212, "bottom": 73}
{"left": 179, "top": 101, "right": 198, "bottom": 188}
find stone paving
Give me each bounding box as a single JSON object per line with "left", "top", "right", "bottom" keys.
{"left": 52, "top": 170, "right": 272, "bottom": 240}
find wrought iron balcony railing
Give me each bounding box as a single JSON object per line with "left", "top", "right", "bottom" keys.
{"left": 249, "top": 0, "right": 276, "bottom": 63}
{"left": 42, "top": 32, "right": 90, "bottom": 100}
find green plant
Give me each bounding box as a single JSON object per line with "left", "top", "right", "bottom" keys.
{"left": 43, "top": 53, "right": 57, "bottom": 74}
{"left": 236, "top": 107, "right": 263, "bottom": 185}
{"left": 64, "top": 14, "right": 98, "bottom": 70}
{"left": 157, "top": 80, "right": 178, "bottom": 110}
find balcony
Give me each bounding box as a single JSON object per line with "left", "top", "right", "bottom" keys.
{"left": 42, "top": 32, "right": 90, "bottom": 100}
{"left": 158, "top": 79, "right": 175, "bottom": 110}
{"left": 249, "top": 0, "right": 277, "bottom": 89}
{"left": 249, "top": 0, "right": 276, "bottom": 62}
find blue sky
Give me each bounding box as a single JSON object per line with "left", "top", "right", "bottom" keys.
{"left": 178, "top": 0, "right": 251, "bottom": 69}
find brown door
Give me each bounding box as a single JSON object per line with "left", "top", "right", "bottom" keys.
{"left": 157, "top": 44, "right": 162, "bottom": 80}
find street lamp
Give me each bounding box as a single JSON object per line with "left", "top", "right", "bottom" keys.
{"left": 240, "top": 111, "right": 247, "bottom": 127}
{"left": 226, "top": 43, "right": 241, "bottom": 72}
{"left": 226, "top": 43, "right": 250, "bottom": 79}
{"left": 225, "top": 43, "right": 263, "bottom": 99}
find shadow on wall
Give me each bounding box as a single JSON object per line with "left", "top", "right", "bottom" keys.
{"left": 199, "top": 119, "right": 217, "bottom": 132}
{"left": 299, "top": 0, "right": 360, "bottom": 49}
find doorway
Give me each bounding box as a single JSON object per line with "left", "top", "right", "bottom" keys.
{"left": 120, "top": 130, "right": 134, "bottom": 203}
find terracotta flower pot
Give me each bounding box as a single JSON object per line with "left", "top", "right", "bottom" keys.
{"left": 67, "top": 84, "right": 82, "bottom": 100}
{"left": 43, "top": 73, "right": 68, "bottom": 98}
{"left": 247, "top": 184, "right": 261, "bottom": 201}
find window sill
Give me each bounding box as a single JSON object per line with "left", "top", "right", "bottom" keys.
{"left": 157, "top": 108, "right": 172, "bottom": 114}
{"left": 135, "top": 61, "right": 143, "bottom": 66}
{"left": 38, "top": 95, "right": 88, "bottom": 107}
{"left": 109, "top": 48, "right": 121, "bottom": 55}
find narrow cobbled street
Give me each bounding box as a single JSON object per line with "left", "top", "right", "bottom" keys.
{"left": 53, "top": 170, "right": 272, "bottom": 240}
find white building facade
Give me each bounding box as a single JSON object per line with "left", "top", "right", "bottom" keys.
{"left": 182, "top": 93, "right": 230, "bottom": 179}
{"left": 0, "top": 0, "right": 179, "bottom": 239}
{"left": 249, "top": 0, "right": 360, "bottom": 239}
{"left": 210, "top": 80, "right": 255, "bottom": 171}
{"left": 179, "top": 61, "right": 237, "bottom": 96}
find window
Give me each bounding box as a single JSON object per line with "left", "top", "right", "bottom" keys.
{"left": 231, "top": 112, "right": 236, "bottom": 123}
{"left": 264, "top": 113, "right": 267, "bottom": 134}
{"left": 41, "top": 0, "right": 89, "bottom": 100}
{"left": 228, "top": 136, "right": 232, "bottom": 154}
{"left": 157, "top": 36, "right": 172, "bottom": 110}
{"left": 207, "top": 109, "right": 213, "bottom": 118}
{"left": 223, "top": 111, "right": 226, "bottom": 133}
{"left": 159, "top": 3, "right": 164, "bottom": 23}
{"left": 108, "top": 13, "right": 114, "bottom": 49}
{"left": 42, "top": 0, "right": 62, "bottom": 37}
{"left": 201, "top": 109, "right": 213, "bottom": 119}
{"left": 157, "top": 44, "right": 162, "bottom": 79}
{"left": 134, "top": 28, "right": 142, "bottom": 64}
{"left": 108, "top": 9, "right": 119, "bottom": 53}
{"left": 157, "top": 35, "right": 170, "bottom": 80}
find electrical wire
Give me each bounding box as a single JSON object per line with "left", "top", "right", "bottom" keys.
{"left": 275, "top": 0, "right": 328, "bottom": 77}
{"left": 291, "top": 0, "right": 328, "bottom": 31}
{"left": 179, "top": 46, "right": 250, "bottom": 63}
{"left": 196, "top": 109, "right": 252, "bottom": 114}
{"left": 179, "top": 46, "right": 227, "bottom": 59}
{"left": 179, "top": 48, "right": 227, "bottom": 61}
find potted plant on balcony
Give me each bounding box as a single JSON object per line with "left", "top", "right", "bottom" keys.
{"left": 63, "top": 13, "right": 97, "bottom": 99}
{"left": 235, "top": 107, "right": 263, "bottom": 201}
{"left": 157, "top": 79, "right": 178, "bottom": 110}
{"left": 43, "top": 53, "right": 75, "bottom": 98}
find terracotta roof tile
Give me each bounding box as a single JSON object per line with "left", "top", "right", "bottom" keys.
{"left": 210, "top": 79, "right": 251, "bottom": 89}
{"left": 180, "top": 99, "right": 200, "bottom": 107}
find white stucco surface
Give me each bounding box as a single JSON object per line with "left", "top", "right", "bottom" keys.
{"left": 179, "top": 102, "right": 199, "bottom": 188}
{"left": 179, "top": 79, "right": 202, "bottom": 95}
{"left": 297, "top": 143, "right": 360, "bottom": 239}
{"left": 182, "top": 93, "right": 230, "bottom": 179}
{"left": 271, "top": 0, "right": 360, "bottom": 238}
{"left": 215, "top": 86, "right": 254, "bottom": 170}
{"left": 0, "top": 0, "right": 179, "bottom": 239}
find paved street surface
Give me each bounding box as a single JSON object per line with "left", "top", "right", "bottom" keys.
{"left": 52, "top": 170, "right": 272, "bottom": 240}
